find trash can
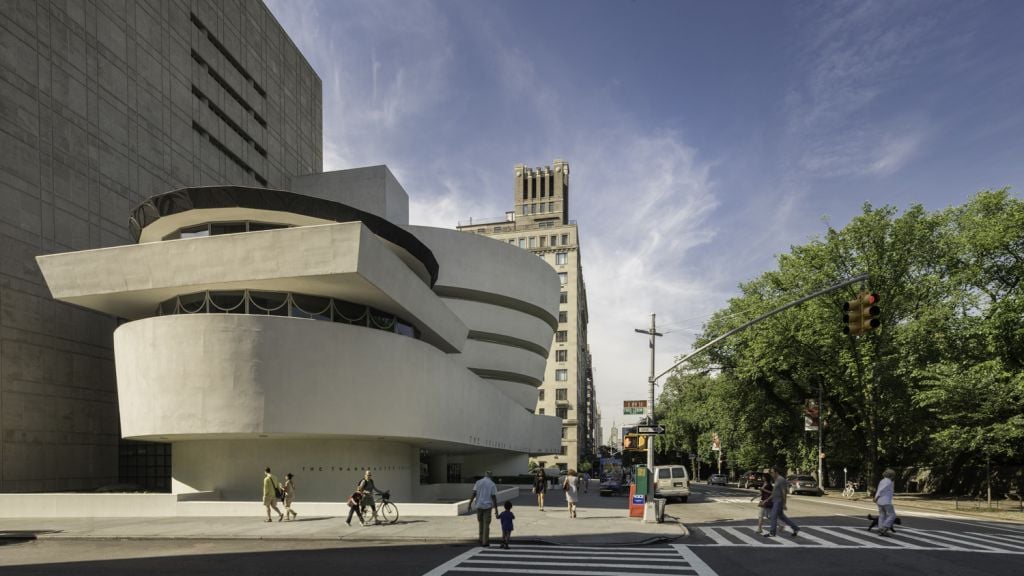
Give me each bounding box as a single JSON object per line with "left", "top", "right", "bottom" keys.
{"left": 653, "top": 498, "right": 667, "bottom": 523}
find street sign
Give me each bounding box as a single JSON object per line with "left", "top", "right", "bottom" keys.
{"left": 623, "top": 400, "right": 647, "bottom": 415}
{"left": 636, "top": 425, "right": 666, "bottom": 435}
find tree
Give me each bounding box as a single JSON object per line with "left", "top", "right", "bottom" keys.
{"left": 657, "top": 190, "right": 1024, "bottom": 493}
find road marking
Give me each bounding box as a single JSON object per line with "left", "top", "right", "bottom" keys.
{"left": 924, "top": 529, "right": 1018, "bottom": 552}
{"left": 830, "top": 526, "right": 922, "bottom": 549}
{"left": 707, "top": 497, "right": 760, "bottom": 504}
{"left": 671, "top": 544, "right": 721, "bottom": 576}
{"left": 421, "top": 547, "right": 483, "bottom": 576}
{"left": 425, "top": 544, "right": 718, "bottom": 576}
{"left": 691, "top": 525, "right": 1024, "bottom": 554}
{"left": 969, "top": 531, "right": 1024, "bottom": 546}
{"left": 812, "top": 526, "right": 872, "bottom": 546}
{"left": 722, "top": 526, "right": 771, "bottom": 546}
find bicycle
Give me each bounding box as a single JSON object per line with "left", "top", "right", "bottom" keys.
{"left": 842, "top": 482, "right": 856, "bottom": 499}
{"left": 363, "top": 490, "right": 399, "bottom": 524}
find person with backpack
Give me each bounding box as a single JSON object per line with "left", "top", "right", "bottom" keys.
{"left": 262, "top": 467, "right": 284, "bottom": 522}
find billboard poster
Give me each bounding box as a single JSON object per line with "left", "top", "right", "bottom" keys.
{"left": 804, "top": 398, "right": 820, "bottom": 431}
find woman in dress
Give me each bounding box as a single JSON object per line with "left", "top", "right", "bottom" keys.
{"left": 563, "top": 469, "right": 579, "bottom": 518}
{"left": 533, "top": 469, "right": 548, "bottom": 511}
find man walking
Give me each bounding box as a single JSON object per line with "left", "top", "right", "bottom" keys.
{"left": 262, "top": 467, "right": 284, "bottom": 522}
{"left": 763, "top": 465, "right": 799, "bottom": 538}
{"left": 873, "top": 468, "right": 897, "bottom": 536}
{"left": 469, "top": 471, "right": 499, "bottom": 547}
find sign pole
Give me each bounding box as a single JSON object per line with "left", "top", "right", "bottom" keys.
{"left": 647, "top": 313, "right": 656, "bottom": 474}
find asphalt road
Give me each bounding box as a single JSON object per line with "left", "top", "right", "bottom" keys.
{"left": 1, "top": 484, "right": 1021, "bottom": 576}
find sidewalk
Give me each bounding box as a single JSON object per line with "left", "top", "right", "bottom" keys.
{"left": 0, "top": 484, "right": 686, "bottom": 546}
{"left": 821, "top": 490, "right": 1024, "bottom": 523}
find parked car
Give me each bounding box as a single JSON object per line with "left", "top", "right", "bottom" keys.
{"left": 740, "top": 471, "right": 770, "bottom": 489}
{"left": 707, "top": 473, "right": 728, "bottom": 486}
{"left": 652, "top": 464, "right": 690, "bottom": 502}
{"left": 599, "top": 479, "right": 629, "bottom": 496}
{"left": 787, "top": 474, "right": 823, "bottom": 496}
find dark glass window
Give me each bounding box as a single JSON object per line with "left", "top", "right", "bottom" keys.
{"left": 247, "top": 222, "right": 288, "bottom": 232}
{"left": 210, "top": 223, "right": 247, "bottom": 235}
{"left": 209, "top": 291, "right": 245, "bottom": 313}
{"left": 395, "top": 321, "right": 418, "bottom": 338}
{"left": 248, "top": 291, "right": 289, "bottom": 316}
{"left": 291, "top": 294, "right": 332, "bottom": 321}
{"left": 177, "top": 292, "right": 208, "bottom": 313}
{"left": 559, "top": 311, "right": 568, "bottom": 323}
{"left": 560, "top": 292, "right": 568, "bottom": 304}
{"left": 179, "top": 225, "right": 210, "bottom": 239}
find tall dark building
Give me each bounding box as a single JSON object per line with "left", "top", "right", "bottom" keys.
{"left": 0, "top": 0, "right": 321, "bottom": 491}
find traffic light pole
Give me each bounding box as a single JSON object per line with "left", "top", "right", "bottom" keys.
{"left": 651, "top": 273, "right": 869, "bottom": 383}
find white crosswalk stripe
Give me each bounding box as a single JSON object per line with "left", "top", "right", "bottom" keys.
{"left": 422, "top": 543, "right": 719, "bottom": 576}
{"left": 706, "top": 497, "right": 761, "bottom": 504}
{"left": 691, "top": 525, "right": 1024, "bottom": 554}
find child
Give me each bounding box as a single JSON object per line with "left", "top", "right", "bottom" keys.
{"left": 346, "top": 491, "right": 366, "bottom": 526}
{"left": 497, "top": 501, "right": 515, "bottom": 549}
{"left": 755, "top": 478, "right": 773, "bottom": 535}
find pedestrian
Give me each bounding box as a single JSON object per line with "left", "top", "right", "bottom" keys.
{"left": 582, "top": 470, "right": 590, "bottom": 493}
{"left": 356, "top": 470, "right": 381, "bottom": 524}
{"left": 346, "top": 490, "right": 366, "bottom": 526}
{"left": 532, "top": 469, "right": 547, "bottom": 511}
{"left": 468, "top": 471, "right": 499, "bottom": 547}
{"left": 873, "top": 468, "right": 897, "bottom": 537}
{"left": 497, "top": 501, "right": 515, "bottom": 549}
{"left": 281, "top": 472, "right": 298, "bottom": 521}
{"left": 763, "top": 465, "right": 799, "bottom": 538}
{"left": 262, "top": 467, "right": 284, "bottom": 522}
{"left": 755, "top": 476, "right": 774, "bottom": 535}
{"left": 563, "top": 468, "right": 579, "bottom": 518}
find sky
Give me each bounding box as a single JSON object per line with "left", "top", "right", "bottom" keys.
{"left": 264, "top": 0, "right": 1024, "bottom": 437}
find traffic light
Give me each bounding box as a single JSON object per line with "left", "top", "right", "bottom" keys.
{"left": 843, "top": 292, "right": 881, "bottom": 335}
{"left": 623, "top": 434, "right": 648, "bottom": 451}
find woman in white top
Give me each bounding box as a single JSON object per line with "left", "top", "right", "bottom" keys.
{"left": 563, "top": 469, "right": 579, "bottom": 518}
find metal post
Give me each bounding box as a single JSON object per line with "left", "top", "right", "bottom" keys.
{"left": 818, "top": 383, "right": 824, "bottom": 490}
{"left": 647, "top": 314, "right": 656, "bottom": 474}
{"left": 987, "top": 453, "right": 992, "bottom": 510}
{"left": 634, "top": 316, "right": 662, "bottom": 478}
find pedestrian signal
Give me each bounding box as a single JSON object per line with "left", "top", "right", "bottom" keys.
{"left": 843, "top": 292, "right": 880, "bottom": 335}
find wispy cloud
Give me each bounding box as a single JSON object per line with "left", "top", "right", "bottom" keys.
{"left": 569, "top": 130, "right": 720, "bottom": 417}
{"left": 784, "top": 1, "right": 938, "bottom": 178}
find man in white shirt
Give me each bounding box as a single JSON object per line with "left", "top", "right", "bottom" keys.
{"left": 873, "top": 468, "right": 897, "bottom": 536}
{"left": 469, "top": 471, "right": 499, "bottom": 547}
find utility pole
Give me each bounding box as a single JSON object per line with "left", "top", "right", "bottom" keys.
{"left": 634, "top": 314, "right": 662, "bottom": 473}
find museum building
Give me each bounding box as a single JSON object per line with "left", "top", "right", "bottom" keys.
{"left": 35, "top": 166, "right": 563, "bottom": 503}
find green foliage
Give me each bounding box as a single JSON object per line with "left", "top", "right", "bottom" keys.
{"left": 656, "top": 190, "right": 1024, "bottom": 492}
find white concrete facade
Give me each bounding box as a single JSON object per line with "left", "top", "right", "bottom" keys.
{"left": 36, "top": 167, "right": 562, "bottom": 504}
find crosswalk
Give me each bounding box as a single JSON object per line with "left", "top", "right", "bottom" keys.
{"left": 692, "top": 525, "right": 1024, "bottom": 554}
{"left": 422, "top": 544, "right": 718, "bottom": 576}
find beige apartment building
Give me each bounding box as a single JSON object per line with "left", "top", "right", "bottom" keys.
{"left": 458, "top": 160, "right": 598, "bottom": 471}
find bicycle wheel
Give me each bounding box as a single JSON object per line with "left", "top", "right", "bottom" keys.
{"left": 379, "top": 501, "right": 399, "bottom": 524}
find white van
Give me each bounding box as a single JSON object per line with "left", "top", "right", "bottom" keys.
{"left": 652, "top": 465, "right": 690, "bottom": 502}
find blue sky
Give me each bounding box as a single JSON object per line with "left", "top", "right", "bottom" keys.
{"left": 265, "top": 0, "right": 1024, "bottom": 435}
